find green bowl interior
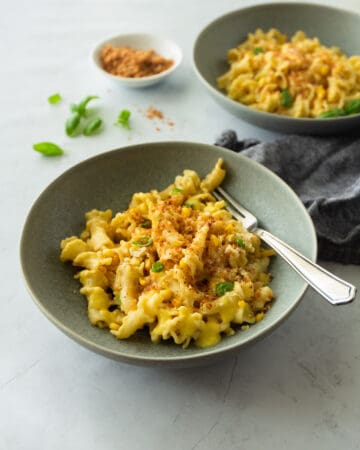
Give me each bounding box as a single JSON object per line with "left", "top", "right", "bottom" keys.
{"left": 21, "top": 142, "right": 316, "bottom": 365}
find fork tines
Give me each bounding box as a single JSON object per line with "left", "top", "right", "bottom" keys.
{"left": 213, "top": 187, "right": 258, "bottom": 230}
{"left": 213, "top": 188, "right": 245, "bottom": 223}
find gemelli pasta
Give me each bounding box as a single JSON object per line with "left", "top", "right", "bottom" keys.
{"left": 60, "top": 159, "right": 275, "bottom": 348}
{"left": 217, "top": 28, "right": 360, "bottom": 118}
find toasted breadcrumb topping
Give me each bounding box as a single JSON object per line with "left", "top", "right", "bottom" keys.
{"left": 100, "top": 44, "right": 173, "bottom": 78}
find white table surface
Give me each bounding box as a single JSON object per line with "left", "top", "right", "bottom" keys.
{"left": 1, "top": 0, "right": 360, "bottom": 448}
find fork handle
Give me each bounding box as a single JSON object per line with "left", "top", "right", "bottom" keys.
{"left": 256, "top": 228, "right": 356, "bottom": 305}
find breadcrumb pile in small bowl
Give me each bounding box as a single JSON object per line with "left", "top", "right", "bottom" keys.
{"left": 92, "top": 33, "right": 182, "bottom": 88}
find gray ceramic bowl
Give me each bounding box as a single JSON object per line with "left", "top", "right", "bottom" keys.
{"left": 193, "top": 3, "right": 360, "bottom": 135}
{"left": 20, "top": 142, "right": 317, "bottom": 368}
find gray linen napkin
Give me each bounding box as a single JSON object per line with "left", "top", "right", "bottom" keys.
{"left": 215, "top": 131, "right": 360, "bottom": 264}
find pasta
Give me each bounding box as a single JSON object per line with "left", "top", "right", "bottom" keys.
{"left": 60, "top": 159, "right": 275, "bottom": 348}
{"left": 217, "top": 28, "right": 360, "bottom": 118}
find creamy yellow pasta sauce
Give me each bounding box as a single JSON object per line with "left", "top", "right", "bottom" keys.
{"left": 217, "top": 28, "right": 360, "bottom": 118}
{"left": 60, "top": 159, "right": 275, "bottom": 348}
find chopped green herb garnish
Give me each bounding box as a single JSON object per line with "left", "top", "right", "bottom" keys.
{"left": 171, "top": 188, "right": 183, "bottom": 194}
{"left": 344, "top": 99, "right": 360, "bottom": 115}
{"left": 280, "top": 89, "right": 293, "bottom": 108}
{"left": 48, "top": 93, "right": 62, "bottom": 104}
{"left": 33, "top": 142, "right": 64, "bottom": 156}
{"left": 318, "top": 108, "right": 346, "bottom": 118}
{"left": 236, "top": 238, "right": 246, "bottom": 248}
{"left": 151, "top": 261, "right": 164, "bottom": 273}
{"left": 83, "top": 117, "right": 103, "bottom": 136}
{"left": 184, "top": 202, "right": 194, "bottom": 208}
{"left": 115, "top": 109, "right": 131, "bottom": 129}
{"left": 253, "top": 47, "right": 264, "bottom": 55}
{"left": 133, "top": 236, "right": 153, "bottom": 247}
{"left": 115, "top": 294, "right": 122, "bottom": 305}
{"left": 65, "top": 112, "right": 81, "bottom": 137}
{"left": 140, "top": 220, "right": 151, "bottom": 228}
{"left": 215, "top": 281, "right": 234, "bottom": 297}
{"left": 318, "top": 99, "right": 360, "bottom": 118}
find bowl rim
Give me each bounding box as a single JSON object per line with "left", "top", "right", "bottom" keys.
{"left": 20, "top": 141, "right": 317, "bottom": 365}
{"left": 193, "top": 1, "right": 360, "bottom": 124}
{"left": 91, "top": 32, "right": 183, "bottom": 82}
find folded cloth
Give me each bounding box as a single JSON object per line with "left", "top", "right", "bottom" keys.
{"left": 215, "top": 130, "right": 360, "bottom": 264}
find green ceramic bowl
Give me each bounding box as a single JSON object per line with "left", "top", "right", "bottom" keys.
{"left": 193, "top": 3, "right": 360, "bottom": 135}
{"left": 20, "top": 142, "right": 316, "bottom": 368}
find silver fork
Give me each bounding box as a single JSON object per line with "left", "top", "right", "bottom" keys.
{"left": 214, "top": 186, "right": 356, "bottom": 305}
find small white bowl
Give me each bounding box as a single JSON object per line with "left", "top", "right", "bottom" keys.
{"left": 92, "top": 33, "right": 182, "bottom": 88}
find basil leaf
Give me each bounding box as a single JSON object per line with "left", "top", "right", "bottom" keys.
{"left": 151, "top": 261, "right": 164, "bottom": 273}
{"left": 215, "top": 281, "right": 234, "bottom": 297}
{"left": 83, "top": 117, "right": 103, "bottom": 136}
{"left": 280, "top": 89, "right": 293, "bottom": 108}
{"left": 33, "top": 142, "right": 64, "bottom": 156}
{"left": 344, "top": 99, "right": 360, "bottom": 115}
{"left": 318, "top": 108, "right": 345, "bottom": 118}
{"left": 70, "top": 103, "right": 80, "bottom": 113}
{"left": 115, "top": 109, "right": 131, "bottom": 129}
{"left": 48, "top": 93, "right": 62, "bottom": 104}
{"left": 65, "top": 112, "right": 81, "bottom": 137}
{"left": 75, "top": 95, "right": 99, "bottom": 117}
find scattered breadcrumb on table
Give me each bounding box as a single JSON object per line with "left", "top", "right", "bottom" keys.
{"left": 146, "top": 107, "right": 164, "bottom": 119}
{"left": 139, "top": 106, "right": 175, "bottom": 131}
